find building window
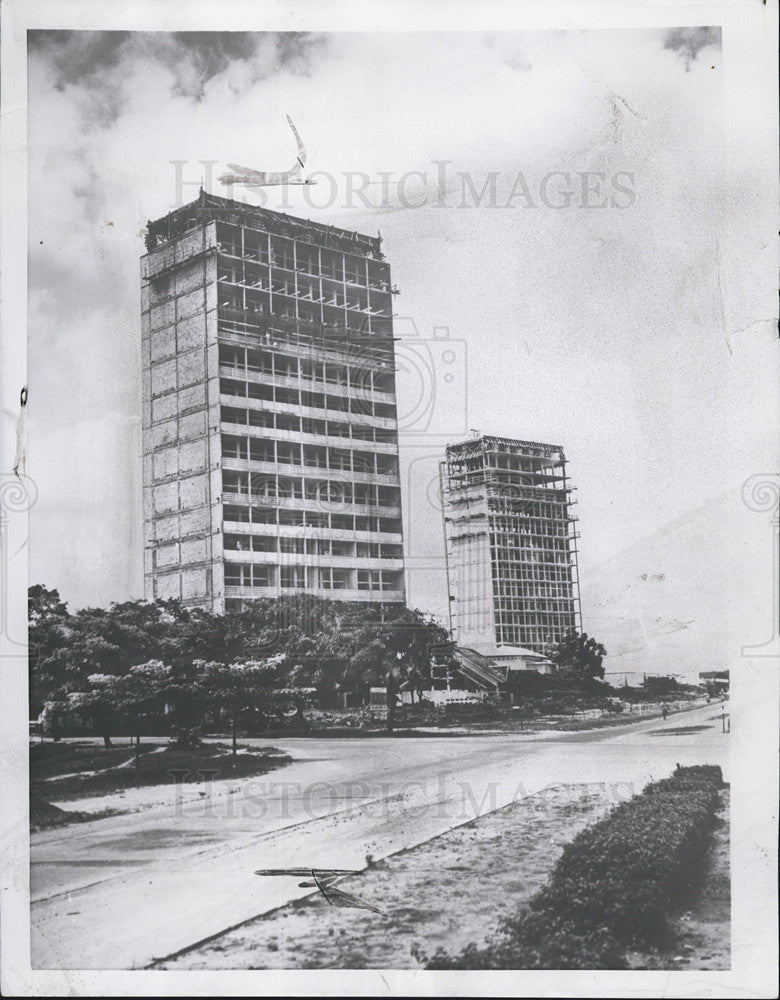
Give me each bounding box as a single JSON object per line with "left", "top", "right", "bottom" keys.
{"left": 356, "top": 542, "right": 379, "bottom": 559}
{"left": 250, "top": 474, "right": 276, "bottom": 499}
{"left": 225, "top": 563, "right": 247, "bottom": 587}
{"left": 225, "top": 563, "right": 274, "bottom": 587}
{"left": 325, "top": 393, "right": 349, "bottom": 413}
{"left": 222, "top": 436, "right": 248, "bottom": 460}
{"left": 249, "top": 440, "right": 275, "bottom": 463}
{"left": 357, "top": 570, "right": 381, "bottom": 592}
{"left": 321, "top": 251, "right": 343, "bottom": 281}
{"left": 377, "top": 486, "right": 400, "bottom": 507}
{"left": 307, "top": 538, "right": 330, "bottom": 556}
{"left": 251, "top": 508, "right": 277, "bottom": 525}
{"left": 319, "top": 568, "right": 350, "bottom": 590}
{"left": 280, "top": 566, "right": 306, "bottom": 589}
{"left": 252, "top": 565, "right": 273, "bottom": 587}
{"left": 224, "top": 534, "right": 276, "bottom": 553}
{"left": 277, "top": 476, "right": 303, "bottom": 500}
{"left": 357, "top": 570, "right": 397, "bottom": 592}
{"left": 343, "top": 258, "right": 364, "bottom": 285}
{"left": 219, "top": 345, "right": 245, "bottom": 369}
{"left": 221, "top": 406, "right": 247, "bottom": 426}
{"left": 352, "top": 452, "right": 375, "bottom": 474}
{"left": 353, "top": 484, "right": 373, "bottom": 507}
{"left": 223, "top": 504, "right": 250, "bottom": 523}
{"left": 329, "top": 449, "right": 352, "bottom": 471}
{"left": 221, "top": 378, "right": 246, "bottom": 398}
{"left": 277, "top": 443, "right": 302, "bottom": 466}
{"left": 249, "top": 409, "right": 274, "bottom": 429}
{"left": 303, "top": 445, "right": 328, "bottom": 468}
{"left": 223, "top": 470, "right": 249, "bottom": 496}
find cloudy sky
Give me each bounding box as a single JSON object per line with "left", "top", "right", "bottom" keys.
{"left": 26, "top": 26, "right": 777, "bottom": 677}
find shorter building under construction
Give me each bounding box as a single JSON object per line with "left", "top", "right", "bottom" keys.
{"left": 441, "top": 435, "right": 582, "bottom": 653}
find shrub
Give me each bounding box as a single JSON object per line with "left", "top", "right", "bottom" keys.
{"left": 423, "top": 765, "right": 724, "bottom": 969}
{"left": 167, "top": 726, "right": 203, "bottom": 749}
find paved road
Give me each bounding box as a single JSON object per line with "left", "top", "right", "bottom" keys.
{"left": 30, "top": 703, "right": 728, "bottom": 969}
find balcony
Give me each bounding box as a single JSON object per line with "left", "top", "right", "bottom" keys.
{"left": 221, "top": 549, "right": 405, "bottom": 571}
{"left": 218, "top": 327, "right": 395, "bottom": 375}
{"left": 220, "top": 456, "right": 400, "bottom": 488}
{"left": 218, "top": 363, "right": 395, "bottom": 401}
{"left": 220, "top": 490, "right": 402, "bottom": 520}
{"left": 216, "top": 305, "right": 393, "bottom": 355}
{"left": 222, "top": 519, "right": 403, "bottom": 545}
{"left": 219, "top": 419, "right": 398, "bottom": 454}
{"left": 224, "top": 584, "right": 405, "bottom": 603}
{"left": 219, "top": 392, "right": 398, "bottom": 431}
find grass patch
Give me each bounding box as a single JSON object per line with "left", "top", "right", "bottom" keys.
{"left": 422, "top": 765, "right": 725, "bottom": 970}
{"left": 31, "top": 741, "right": 291, "bottom": 801}
{"left": 649, "top": 725, "right": 712, "bottom": 736}
{"left": 30, "top": 741, "right": 146, "bottom": 780}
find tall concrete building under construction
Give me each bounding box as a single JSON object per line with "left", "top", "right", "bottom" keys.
{"left": 441, "top": 435, "right": 581, "bottom": 653}
{"left": 141, "top": 190, "right": 405, "bottom": 612}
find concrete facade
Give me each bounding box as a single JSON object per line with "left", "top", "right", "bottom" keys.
{"left": 141, "top": 191, "right": 405, "bottom": 612}
{"left": 442, "top": 435, "right": 581, "bottom": 652}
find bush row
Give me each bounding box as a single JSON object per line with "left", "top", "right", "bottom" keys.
{"left": 423, "top": 764, "right": 724, "bottom": 970}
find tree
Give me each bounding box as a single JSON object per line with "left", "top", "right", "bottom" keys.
{"left": 28, "top": 586, "right": 76, "bottom": 736}
{"left": 69, "top": 662, "right": 171, "bottom": 763}
{"left": 66, "top": 679, "right": 115, "bottom": 748}
{"left": 27, "top": 588, "right": 450, "bottom": 735}
{"left": 642, "top": 675, "right": 681, "bottom": 699}
{"left": 29, "top": 584, "right": 68, "bottom": 624}
{"left": 161, "top": 659, "right": 208, "bottom": 742}
{"left": 223, "top": 595, "right": 448, "bottom": 704}
{"left": 547, "top": 629, "right": 606, "bottom": 686}
{"left": 341, "top": 606, "right": 446, "bottom": 700}
{"left": 201, "top": 659, "right": 278, "bottom": 756}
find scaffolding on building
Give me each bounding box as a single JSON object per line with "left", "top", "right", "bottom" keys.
{"left": 442, "top": 435, "right": 582, "bottom": 653}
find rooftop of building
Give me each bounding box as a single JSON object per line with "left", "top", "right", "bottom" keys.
{"left": 446, "top": 435, "right": 565, "bottom": 459}
{"left": 466, "top": 643, "right": 554, "bottom": 662}
{"left": 145, "top": 188, "right": 384, "bottom": 260}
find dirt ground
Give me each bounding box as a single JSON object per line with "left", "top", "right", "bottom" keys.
{"left": 627, "top": 787, "right": 731, "bottom": 971}
{"left": 157, "top": 783, "right": 616, "bottom": 969}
